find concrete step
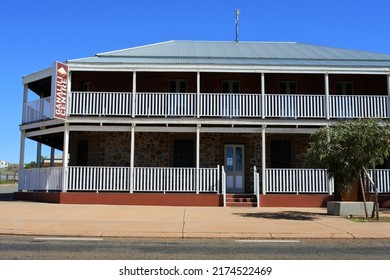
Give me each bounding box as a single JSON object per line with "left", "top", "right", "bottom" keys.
{"left": 226, "top": 194, "right": 257, "bottom": 207}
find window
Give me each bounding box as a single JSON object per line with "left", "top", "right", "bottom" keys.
{"left": 221, "top": 80, "right": 240, "bottom": 93}
{"left": 270, "top": 141, "right": 291, "bottom": 168}
{"left": 173, "top": 140, "right": 195, "bottom": 167}
{"left": 280, "top": 81, "right": 297, "bottom": 94}
{"left": 77, "top": 140, "right": 88, "bottom": 166}
{"left": 81, "top": 82, "right": 91, "bottom": 91}
{"left": 336, "top": 82, "right": 354, "bottom": 95}
{"left": 169, "top": 80, "right": 187, "bottom": 93}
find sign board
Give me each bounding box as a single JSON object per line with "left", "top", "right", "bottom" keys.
{"left": 51, "top": 61, "right": 68, "bottom": 120}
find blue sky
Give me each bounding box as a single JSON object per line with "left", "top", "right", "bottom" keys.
{"left": 1, "top": 0, "right": 389, "bottom": 164}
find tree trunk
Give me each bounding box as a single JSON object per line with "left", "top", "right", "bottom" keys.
{"left": 359, "top": 173, "right": 368, "bottom": 218}
{"left": 371, "top": 166, "right": 380, "bottom": 220}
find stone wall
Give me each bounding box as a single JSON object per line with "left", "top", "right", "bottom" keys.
{"left": 70, "top": 132, "right": 131, "bottom": 166}
{"left": 266, "top": 134, "right": 311, "bottom": 168}
{"left": 69, "top": 131, "right": 311, "bottom": 191}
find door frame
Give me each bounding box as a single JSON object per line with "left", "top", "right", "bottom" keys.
{"left": 224, "top": 144, "right": 245, "bottom": 193}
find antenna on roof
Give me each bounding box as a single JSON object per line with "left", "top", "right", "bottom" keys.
{"left": 235, "top": 9, "right": 240, "bottom": 42}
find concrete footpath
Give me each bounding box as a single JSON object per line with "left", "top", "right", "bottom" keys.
{"left": 1, "top": 201, "right": 390, "bottom": 239}
{"left": 1, "top": 185, "right": 390, "bottom": 239}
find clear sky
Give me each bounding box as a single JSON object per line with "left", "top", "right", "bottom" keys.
{"left": 1, "top": 0, "right": 389, "bottom": 164}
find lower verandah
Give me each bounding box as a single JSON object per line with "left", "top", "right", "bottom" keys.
{"left": 18, "top": 131, "right": 336, "bottom": 205}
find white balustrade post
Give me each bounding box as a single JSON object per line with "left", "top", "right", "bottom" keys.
{"left": 328, "top": 176, "right": 334, "bottom": 195}
{"left": 217, "top": 165, "right": 220, "bottom": 194}
{"left": 222, "top": 166, "right": 226, "bottom": 207}
{"left": 254, "top": 166, "right": 260, "bottom": 207}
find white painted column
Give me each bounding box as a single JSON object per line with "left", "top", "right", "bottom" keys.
{"left": 50, "top": 148, "right": 55, "bottom": 167}
{"left": 130, "top": 124, "right": 135, "bottom": 193}
{"left": 132, "top": 71, "right": 136, "bottom": 118}
{"left": 19, "top": 84, "right": 29, "bottom": 191}
{"left": 22, "top": 84, "right": 28, "bottom": 123}
{"left": 387, "top": 74, "right": 390, "bottom": 119}
{"left": 196, "top": 124, "right": 200, "bottom": 194}
{"left": 66, "top": 71, "right": 72, "bottom": 117}
{"left": 261, "top": 73, "right": 265, "bottom": 119}
{"left": 18, "top": 131, "right": 26, "bottom": 191}
{"left": 62, "top": 123, "right": 70, "bottom": 192}
{"left": 325, "top": 73, "right": 330, "bottom": 120}
{"left": 197, "top": 71, "right": 200, "bottom": 118}
{"left": 36, "top": 143, "right": 42, "bottom": 168}
{"left": 261, "top": 125, "right": 266, "bottom": 195}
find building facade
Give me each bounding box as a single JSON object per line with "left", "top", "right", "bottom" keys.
{"left": 17, "top": 41, "right": 390, "bottom": 207}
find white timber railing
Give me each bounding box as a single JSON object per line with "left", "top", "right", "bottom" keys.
{"left": 265, "top": 168, "right": 332, "bottom": 194}
{"left": 200, "top": 93, "right": 262, "bottom": 117}
{"left": 133, "top": 166, "right": 219, "bottom": 192}
{"left": 19, "top": 166, "right": 220, "bottom": 193}
{"left": 329, "top": 95, "right": 388, "bottom": 118}
{"left": 69, "top": 92, "right": 132, "bottom": 116}
{"left": 265, "top": 94, "right": 326, "bottom": 118}
{"left": 23, "top": 93, "right": 390, "bottom": 123}
{"left": 135, "top": 92, "right": 197, "bottom": 117}
{"left": 22, "top": 96, "right": 52, "bottom": 123}
{"left": 67, "top": 166, "right": 130, "bottom": 192}
{"left": 18, "top": 167, "right": 63, "bottom": 192}
{"left": 365, "top": 169, "right": 390, "bottom": 193}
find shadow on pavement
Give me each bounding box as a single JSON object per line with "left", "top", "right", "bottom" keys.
{"left": 236, "top": 211, "right": 323, "bottom": 221}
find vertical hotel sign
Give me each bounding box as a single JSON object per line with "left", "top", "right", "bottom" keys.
{"left": 51, "top": 61, "right": 68, "bottom": 120}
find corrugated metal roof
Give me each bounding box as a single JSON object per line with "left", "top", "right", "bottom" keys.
{"left": 68, "top": 40, "right": 390, "bottom": 68}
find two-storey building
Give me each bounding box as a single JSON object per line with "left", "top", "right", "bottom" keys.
{"left": 17, "top": 40, "right": 390, "bottom": 207}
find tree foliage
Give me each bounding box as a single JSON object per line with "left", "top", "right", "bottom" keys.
{"left": 306, "top": 119, "right": 390, "bottom": 195}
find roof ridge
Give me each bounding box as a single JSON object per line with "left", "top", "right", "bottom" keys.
{"left": 96, "top": 40, "right": 175, "bottom": 56}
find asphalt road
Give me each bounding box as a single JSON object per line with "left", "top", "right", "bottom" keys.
{"left": 0, "top": 235, "right": 389, "bottom": 260}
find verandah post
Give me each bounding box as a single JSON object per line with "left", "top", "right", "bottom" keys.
{"left": 387, "top": 74, "right": 390, "bottom": 119}
{"left": 62, "top": 123, "right": 70, "bottom": 192}
{"left": 325, "top": 73, "right": 330, "bottom": 120}
{"left": 261, "top": 125, "right": 266, "bottom": 195}
{"left": 130, "top": 124, "right": 135, "bottom": 193}
{"left": 196, "top": 124, "right": 200, "bottom": 194}
{"left": 197, "top": 71, "right": 200, "bottom": 118}
{"left": 132, "top": 70, "right": 136, "bottom": 118}
{"left": 261, "top": 73, "right": 265, "bottom": 119}
{"left": 18, "top": 131, "right": 26, "bottom": 191}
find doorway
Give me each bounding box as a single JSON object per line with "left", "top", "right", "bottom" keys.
{"left": 225, "top": 144, "right": 245, "bottom": 193}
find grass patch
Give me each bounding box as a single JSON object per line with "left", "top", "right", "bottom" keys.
{"left": 348, "top": 216, "right": 390, "bottom": 223}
